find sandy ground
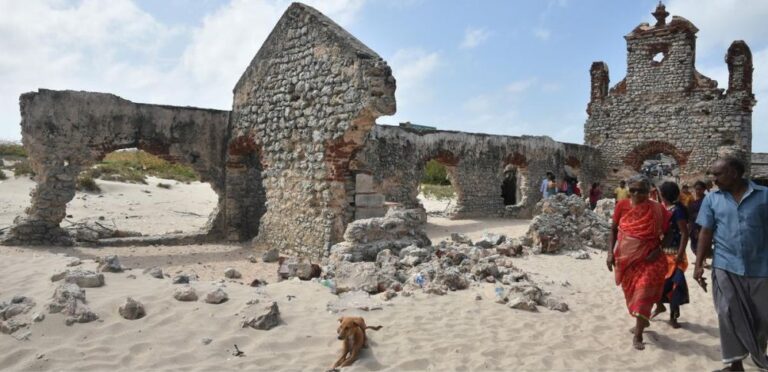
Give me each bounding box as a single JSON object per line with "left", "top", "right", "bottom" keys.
{"left": 0, "top": 172, "right": 748, "bottom": 371}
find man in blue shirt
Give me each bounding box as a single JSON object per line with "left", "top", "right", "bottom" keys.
{"left": 540, "top": 171, "right": 553, "bottom": 198}
{"left": 695, "top": 157, "right": 768, "bottom": 371}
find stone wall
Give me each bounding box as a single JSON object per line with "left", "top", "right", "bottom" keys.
{"left": 584, "top": 4, "right": 755, "bottom": 191}
{"left": 752, "top": 153, "right": 768, "bottom": 185}
{"left": 353, "top": 125, "right": 604, "bottom": 219}
{"left": 2, "top": 90, "right": 230, "bottom": 246}
{"left": 228, "top": 3, "right": 396, "bottom": 257}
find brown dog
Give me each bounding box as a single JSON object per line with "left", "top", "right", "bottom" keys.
{"left": 331, "top": 316, "right": 382, "bottom": 369}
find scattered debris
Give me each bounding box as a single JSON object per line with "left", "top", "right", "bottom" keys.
{"left": 205, "top": 288, "right": 228, "bottom": 304}
{"left": 144, "top": 267, "right": 164, "bottom": 279}
{"left": 48, "top": 283, "right": 99, "bottom": 325}
{"left": 173, "top": 286, "right": 198, "bottom": 302}
{"left": 118, "top": 297, "right": 146, "bottom": 320}
{"left": 52, "top": 269, "right": 105, "bottom": 288}
{"left": 223, "top": 268, "right": 241, "bottom": 279}
{"left": 97, "top": 255, "right": 124, "bottom": 273}
{"left": 261, "top": 248, "right": 280, "bottom": 263}
{"left": 241, "top": 302, "right": 280, "bottom": 330}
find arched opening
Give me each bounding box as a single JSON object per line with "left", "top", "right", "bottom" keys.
{"left": 501, "top": 165, "right": 521, "bottom": 205}
{"left": 69, "top": 148, "right": 219, "bottom": 240}
{"left": 418, "top": 151, "right": 459, "bottom": 218}
{"left": 640, "top": 153, "right": 680, "bottom": 185}
{"left": 501, "top": 152, "right": 528, "bottom": 207}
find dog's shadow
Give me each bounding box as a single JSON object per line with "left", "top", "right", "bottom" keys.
{"left": 355, "top": 340, "right": 385, "bottom": 371}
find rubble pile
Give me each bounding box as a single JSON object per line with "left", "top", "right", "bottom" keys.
{"left": 328, "top": 208, "right": 431, "bottom": 262}
{"left": 593, "top": 198, "right": 616, "bottom": 223}
{"left": 525, "top": 194, "right": 610, "bottom": 253}
{"left": 324, "top": 218, "right": 567, "bottom": 312}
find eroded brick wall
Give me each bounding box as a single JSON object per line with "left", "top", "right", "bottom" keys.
{"left": 354, "top": 125, "right": 604, "bottom": 219}
{"left": 228, "top": 3, "right": 396, "bottom": 257}
{"left": 584, "top": 6, "right": 754, "bottom": 190}
{"left": 2, "top": 90, "right": 230, "bottom": 246}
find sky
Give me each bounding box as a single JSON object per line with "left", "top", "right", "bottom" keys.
{"left": 1, "top": 0, "right": 767, "bottom": 151}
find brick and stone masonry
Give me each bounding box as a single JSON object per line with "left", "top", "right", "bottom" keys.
{"left": 584, "top": 3, "right": 755, "bottom": 190}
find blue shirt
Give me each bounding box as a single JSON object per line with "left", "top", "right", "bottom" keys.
{"left": 696, "top": 181, "right": 768, "bottom": 277}
{"left": 540, "top": 178, "right": 548, "bottom": 195}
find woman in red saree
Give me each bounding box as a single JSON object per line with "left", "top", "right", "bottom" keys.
{"left": 607, "top": 175, "right": 670, "bottom": 350}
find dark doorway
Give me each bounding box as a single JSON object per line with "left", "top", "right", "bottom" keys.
{"left": 501, "top": 166, "right": 518, "bottom": 206}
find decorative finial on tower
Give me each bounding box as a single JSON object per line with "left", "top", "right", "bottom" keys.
{"left": 652, "top": 2, "right": 670, "bottom": 27}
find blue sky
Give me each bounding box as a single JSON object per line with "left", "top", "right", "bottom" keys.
{"left": 1, "top": 0, "right": 767, "bottom": 151}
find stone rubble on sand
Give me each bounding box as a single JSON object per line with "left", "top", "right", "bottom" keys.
{"left": 47, "top": 283, "right": 99, "bottom": 325}
{"left": 51, "top": 269, "right": 105, "bottom": 288}
{"left": 205, "top": 288, "right": 229, "bottom": 304}
{"left": 97, "top": 255, "right": 124, "bottom": 273}
{"left": 276, "top": 257, "right": 321, "bottom": 281}
{"left": 0, "top": 296, "right": 36, "bottom": 336}
{"left": 144, "top": 267, "right": 164, "bottom": 279}
{"left": 241, "top": 301, "right": 281, "bottom": 330}
{"left": 261, "top": 248, "right": 280, "bottom": 263}
{"left": 118, "top": 297, "right": 146, "bottom": 320}
{"left": 173, "top": 286, "right": 198, "bottom": 302}
{"left": 328, "top": 208, "right": 431, "bottom": 262}
{"left": 593, "top": 198, "right": 615, "bottom": 223}
{"left": 223, "top": 268, "right": 241, "bottom": 279}
{"left": 525, "top": 194, "right": 610, "bottom": 254}
{"left": 321, "top": 211, "right": 569, "bottom": 312}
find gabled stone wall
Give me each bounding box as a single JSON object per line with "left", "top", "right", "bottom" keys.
{"left": 353, "top": 125, "right": 604, "bottom": 219}
{"left": 228, "top": 3, "right": 396, "bottom": 257}
{"left": 584, "top": 4, "right": 755, "bottom": 189}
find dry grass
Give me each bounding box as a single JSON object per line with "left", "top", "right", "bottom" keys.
{"left": 76, "top": 174, "right": 101, "bottom": 193}
{"left": 0, "top": 143, "right": 27, "bottom": 158}
{"left": 420, "top": 184, "right": 456, "bottom": 200}
{"left": 12, "top": 160, "right": 34, "bottom": 178}
{"left": 82, "top": 150, "right": 198, "bottom": 184}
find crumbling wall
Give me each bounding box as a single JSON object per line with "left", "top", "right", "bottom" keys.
{"left": 2, "top": 90, "right": 230, "bottom": 246}
{"left": 584, "top": 5, "right": 755, "bottom": 192}
{"left": 354, "top": 125, "right": 604, "bottom": 219}
{"left": 228, "top": 3, "right": 396, "bottom": 257}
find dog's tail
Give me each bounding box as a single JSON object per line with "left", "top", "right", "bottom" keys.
{"left": 366, "top": 325, "right": 383, "bottom": 331}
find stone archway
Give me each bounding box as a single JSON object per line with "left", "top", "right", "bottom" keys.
{"left": 501, "top": 152, "right": 528, "bottom": 207}
{"left": 623, "top": 141, "right": 690, "bottom": 171}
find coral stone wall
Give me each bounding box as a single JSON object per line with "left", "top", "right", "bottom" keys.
{"left": 585, "top": 8, "right": 755, "bottom": 190}
{"left": 2, "top": 90, "right": 230, "bottom": 246}
{"left": 228, "top": 3, "right": 396, "bottom": 257}
{"left": 353, "top": 125, "right": 604, "bottom": 219}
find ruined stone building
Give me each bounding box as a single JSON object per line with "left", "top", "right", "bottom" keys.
{"left": 585, "top": 3, "right": 756, "bottom": 187}
{"left": 3, "top": 3, "right": 760, "bottom": 258}
{"left": 1, "top": 3, "right": 601, "bottom": 257}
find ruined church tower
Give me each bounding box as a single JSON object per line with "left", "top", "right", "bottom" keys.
{"left": 584, "top": 3, "right": 755, "bottom": 185}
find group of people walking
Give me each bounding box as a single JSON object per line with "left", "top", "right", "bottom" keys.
{"left": 607, "top": 157, "right": 768, "bottom": 371}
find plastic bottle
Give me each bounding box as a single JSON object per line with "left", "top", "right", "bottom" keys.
{"left": 495, "top": 286, "right": 505, "bottom": 301}
{"left": 415, "top": 273, "right": 425, "bottom": 288}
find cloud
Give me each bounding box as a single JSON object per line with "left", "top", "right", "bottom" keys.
{"left": 505, "top": 78, "right": 537, "bottom": 94}
{"left": 0, "top": 0, "right": 367, "bottom": 141}
{"left": 389, "top": 48, "right": 440, "bottom": 103}
{"left": 459, "top": 27, "right": 491, "bottom": 49}
{"left": 533, "top": 27, "right": 551, "bottom": 41}
{"left": 666, "top": 0, "right": 768, "bottom": 53}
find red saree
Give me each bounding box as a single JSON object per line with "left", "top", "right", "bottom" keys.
{"left": 612, "top": 199, "right": 670, "bottom": 320}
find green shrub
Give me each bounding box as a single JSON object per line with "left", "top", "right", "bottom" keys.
{"left": 422, "top": 159, "right": 450, "bottom": 185}
{"left": 13, "top": 160, "right": 34, "bottom": 177}
{"left": 98, "top": 150, "right": 198, "bottom": 183}
{"left": 0, "top": 170, "right": 7, "bottom": 180}
{"left": 76, "top": 175, "right": 101, "bottom": 193}
{"left": 0, "top": 143, "right": 27, "bottom": 158}
{"left": 157, "top": 182, "right": 172, "bottom": 189}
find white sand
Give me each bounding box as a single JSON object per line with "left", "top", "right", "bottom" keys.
{"left": 0, "top": 174, "right": 741, "bottom": 371}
